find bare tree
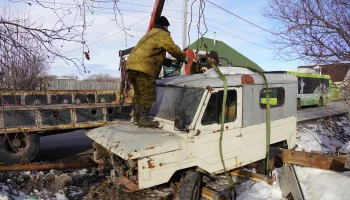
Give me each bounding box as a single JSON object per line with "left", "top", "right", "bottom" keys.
{"left": 0, "top": 6, "right": 50, "bottom": 90}
{"left": 0, "top": 1, "right": 92, "bottom": 76}
{"left": 1, "top": 0, "right": 133, "bottom": 75}
{"left": 264, "top": 0, "right": 350, "bottom": 64}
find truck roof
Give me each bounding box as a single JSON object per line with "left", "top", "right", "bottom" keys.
{"left": 157, "top": 70, "right": 297, "bottom": 88}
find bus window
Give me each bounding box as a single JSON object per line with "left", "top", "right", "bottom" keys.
{"left": 260, "top": 87, "right": 285, "bottom": 109}
{"left": 202, "top": 90, "right": 237, "bottom": 125}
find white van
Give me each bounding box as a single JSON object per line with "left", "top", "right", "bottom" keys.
{"left": 86, "top": 68, "right": 297, "bottom": 199}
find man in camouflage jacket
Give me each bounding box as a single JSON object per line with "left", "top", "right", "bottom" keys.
{"left": 126, "top": 16, "right": 186, "bottom": 128}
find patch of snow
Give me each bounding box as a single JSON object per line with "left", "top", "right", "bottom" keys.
{"left": 204, "top": 67, "right": 255, "bottom": 78}
{"left": 296, "top": 117, "right": 350, "bottom": 153}
{"left": 78, "top": 168, "right": 88, "bottom": 175}
{"left": 23, "top": 171, "right": 31, "bottom": 175}
{"left": 340, "top": 141, "right": 350, "bottom": 154}
{"left": 236, "top": 180, "right": 283, "bottom": 200}
{"left": 296, "top": 124, "right": 328, "bottom": 152}
{"left": 0, "top": 193, "right": 8, "bottom": 200}
{"left": 55, "top": 190, "right": 68, "bottom": 200}
{"left": 294, "top": 166, "right": 350, "bottom": 200}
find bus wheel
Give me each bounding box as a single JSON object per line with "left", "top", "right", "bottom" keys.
{"left": 297, "top": 99, "right": 301, "bottom": 110}
{"left": 179, "top": 171, "right": 202, "bottom": 200}
{"left": 318, "top": 98, "right": 323, "bottom": 107}
{"left": 0, "top": 133, "right": 40, "bottom": 164}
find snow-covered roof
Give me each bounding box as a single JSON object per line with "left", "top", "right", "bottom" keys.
{"left": 157, "top": 67, "right": 297, "bottom": 88}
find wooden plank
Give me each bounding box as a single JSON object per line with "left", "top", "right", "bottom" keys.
{"left": 230, "top": 170, "right": 272, "bottom": 185}
{"left": 282, "top": 149, "right": 348, "bottom": 172}
{"left": 202, "top": 187, "right": 226, "bottom": 200}
{"left": 345, "top": 156, "right": 350, "bottom": 169}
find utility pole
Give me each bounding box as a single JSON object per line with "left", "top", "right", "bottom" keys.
{"left": 183, "top": 0, "right": 188, "bottom": 49}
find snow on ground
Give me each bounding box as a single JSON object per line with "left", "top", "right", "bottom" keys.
{"left": 0, "top": 116, "right": 349, "bottom": 200}
{"left": 207, "top": 116, "right": 350, "bottom": 200}
{"left": 297, "top": 116, "right": 350, "bottom": 152}
{"left": 295, "top": 166, "right": 350, "bottom": 200}
{"left": 293, "top": 116, "right": 350, "bottom": 200}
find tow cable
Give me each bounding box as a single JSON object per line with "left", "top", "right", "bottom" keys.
{"left": 211, "top": 62, "right": 271, "bottom": 200}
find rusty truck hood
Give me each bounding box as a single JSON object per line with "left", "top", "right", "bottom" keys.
{"left": 86, "top": 123, "right": 185, "bottom": 160}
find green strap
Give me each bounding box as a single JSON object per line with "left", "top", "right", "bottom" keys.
{"left": 212, "top": 65, "right": 271, "bottom": 200}
{"left": 241, "top": 66, "right": 271, "bottom": 174}
{"left": 212, "top": 65, "right": 237, "bottom": 200}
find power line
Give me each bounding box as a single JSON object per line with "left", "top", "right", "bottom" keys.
{"left": 27, "top": 0, "right": 268, "bottom": 52}
{"left": 24, "top": 0, "right": 266, "bottom": 39}
{"left": 206, "top": 0, "right": 275, "bottom": 35}
{"left": 62, "top": 16, "right": 149, "bottom": 55}
{"left": 167, "top": 17, "right": 270, "bottom": 49}
{"left": 62, "top": 0, "right": 175, "bottom": 54}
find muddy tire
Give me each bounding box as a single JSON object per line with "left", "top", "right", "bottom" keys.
{"left": 318, "top": 98, "right": 323, "bottom": 107}
{"left": 297, "top": 99, "right": 301, "bottom": 110}
{"left": 0, "top": 133, "right": 40, "bottom": 164}
{"left": 179, "top": 171, "right": 202, "bottom": 200}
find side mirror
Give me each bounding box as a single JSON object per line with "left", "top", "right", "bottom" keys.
{"left": 175, "top": 107, "right": 185, "bottom": 130}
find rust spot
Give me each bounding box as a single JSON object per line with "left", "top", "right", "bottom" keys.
{"left": 212, "top": 130, "right": 221, "bottom": 133}
{"left": 186, "top": 129, "right": 190, "bottom": 133}
{"left": 241, "top": 74, "right": 254, "bottom": 84}
{"left": 146, "top": 146, "right": 155, "bottom": 150}
{"left": 159, "top": 163, "right": 163, "bottom": 167}
{"left": 195, "top": 130, "right": 201, "bottom": 136}
{"left": 142, "top": 166, "right": 145, "bottom": 169}
{"left": 127, "top": 153, "right": 133, "bottom": 159}
{"left": 226, "top": 126, "right": 228, "bottom": 130}
{"left": 147, "top": 160, "right": 155, "bottom": 169}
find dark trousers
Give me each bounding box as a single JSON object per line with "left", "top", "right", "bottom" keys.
{"left": 127, "top": 70, "right": 156, "bottom": 108}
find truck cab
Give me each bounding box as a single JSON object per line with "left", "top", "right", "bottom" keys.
{"left": 86, "top": 68, "right": 297, "bottom": 193}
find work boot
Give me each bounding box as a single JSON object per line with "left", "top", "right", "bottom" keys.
{"left": 138, "top": 106, "right": 159, "bottom": 128}
{"left": 132, "top": 103, "right": 140, "bottom": 125}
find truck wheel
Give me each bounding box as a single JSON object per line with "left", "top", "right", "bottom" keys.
{"left": 0, "top": 133, "right": 40, "bottom": 164}
{"left": 179, "top": 171, "right": 202, "bottom": 200}
{"left": 318, "top": 98, "right": 323, "bottom": 107}
{"left": 297, "top": 99, "right": 301, "bottom": 110}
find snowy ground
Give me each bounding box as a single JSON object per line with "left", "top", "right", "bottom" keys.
{"left": 0, "top": 116, "right": 349, "bottom": 200}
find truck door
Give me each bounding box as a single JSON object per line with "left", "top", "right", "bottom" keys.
{"left": 194, "top": 87, "right": 243, "bottom": 169}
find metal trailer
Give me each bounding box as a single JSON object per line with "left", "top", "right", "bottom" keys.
{"left": 86, "top": 70, "right": 298, "bottom": 199}
{"left": 0, "top": 89, "right": 132, "bottom": 164}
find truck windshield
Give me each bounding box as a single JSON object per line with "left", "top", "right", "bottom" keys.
{"left": 150, "top": 86, "right": 204, "bottom": 125}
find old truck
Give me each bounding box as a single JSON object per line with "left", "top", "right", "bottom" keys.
{"left": 86, "top": 68, "right": 298, "bottom": 199}
{"left": 0, "top": 89, "right": 131, "bottom": 164}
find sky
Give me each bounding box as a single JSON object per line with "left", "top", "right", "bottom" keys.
{"left": 2, "top": 0, "right": 305, "bottom": 79}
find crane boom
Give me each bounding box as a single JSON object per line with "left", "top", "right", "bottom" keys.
{"left": 147, "top": 0, "right": 165, "bottom": 32}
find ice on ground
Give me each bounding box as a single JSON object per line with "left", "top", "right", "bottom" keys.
{"left": 0, "top": 193, "right": 8, "bottom": 200}
{"left": 55, "top": 190, "right": 68, "bottom": 200}
{"left": 295, "top": 166, "right": 350, "bottom": 200}
{"left": 78, "top": 168, "right": 88, "bottom": 175}
{"left": 340, "top": 141, "right": 350, "bottom": 154}
{"left": 235, "top": 180, "right": 283, "bottom": 200}
{"left": 204, "top": 67, "right": 256, "bottom": 78}
{"left": 296, "top": 116, "right": 350, "bottom": 153}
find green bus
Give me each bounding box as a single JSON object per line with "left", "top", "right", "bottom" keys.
{"left": 265, "top": 71, "right": 334, "bottom": 109}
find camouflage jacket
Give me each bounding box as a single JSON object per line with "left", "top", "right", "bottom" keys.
{"left": 126, "top": 26, "right": 186, "bottom": 78}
